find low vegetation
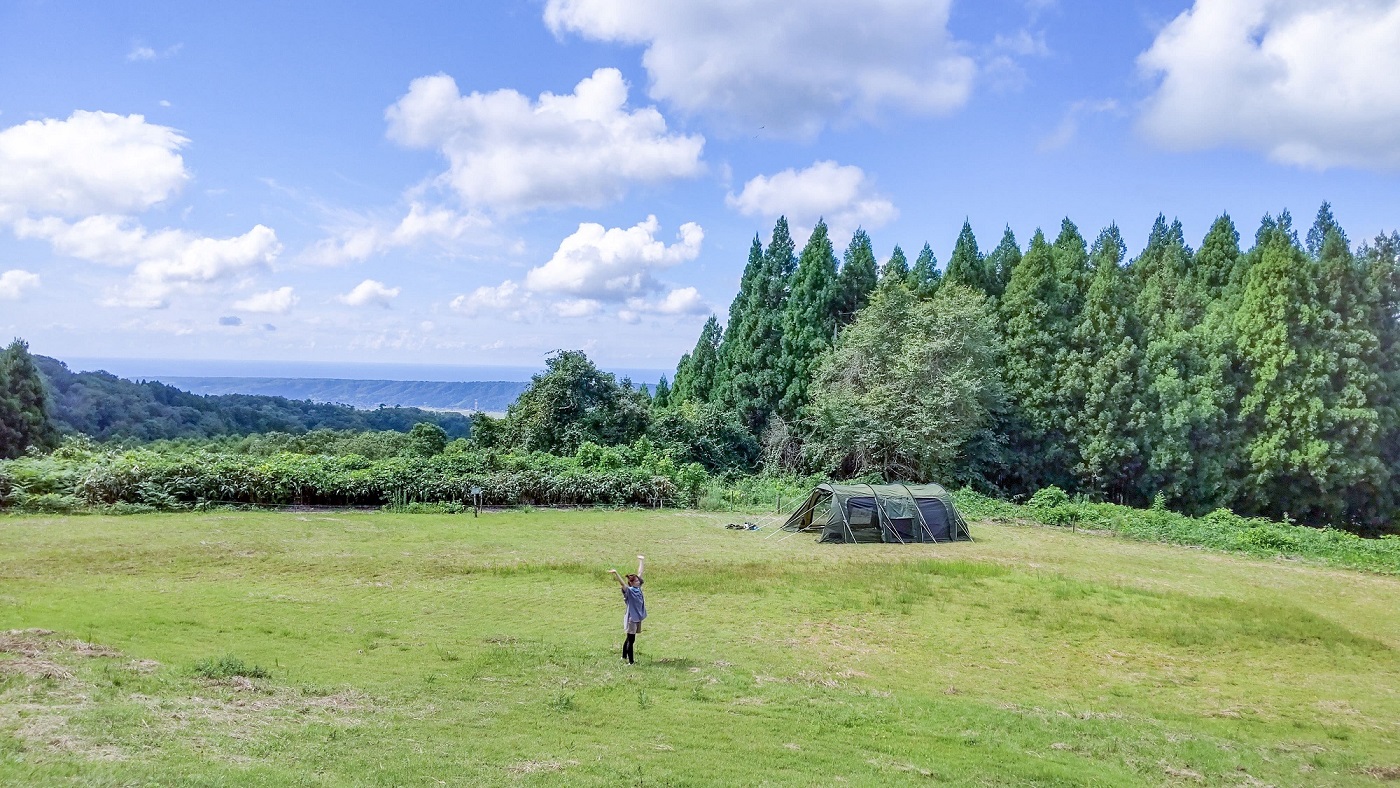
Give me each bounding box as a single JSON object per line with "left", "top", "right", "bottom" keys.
{"left": 2, "top": 509, "right": 1397, "bottom": 784}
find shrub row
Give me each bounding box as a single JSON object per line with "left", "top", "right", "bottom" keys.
{"left": 0, "top": 447, "right": 692, "bottom": 511}
{"left": 954, "top": 487, "right": 1400, "bottom": 575}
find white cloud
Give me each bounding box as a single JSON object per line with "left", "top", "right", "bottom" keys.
{"left": 233, "top": 286, "right": 299, "bottom": 314}
{"left": 385, "top": 68, "right": 704, "bottom": 213}
{"left": 453, "top": 217, "right": 706, "bottom": 322}
{"left": 618, "top": 287, "right": 708, "bottom": 323}
{"left": 726, "top": 161, "right": 897, "bottom": 240}
{"left": 1039, "top": 99, "right": 1119, "bottom": 151}
{"left": 450, "top": 280, "right": 531, "bottom": 320}
{"left": 0, "top": 270, "right": 41, "bottom": 300}
{"left": 525, "top": 215, "right": 702, "bottom": 299}
{"left": 0, "top": 110, "right": 284, "bottom": 308}
{"left": 0, "top": 110, "right": 188, "bottom": 220}
{"left": 1138, "top": 0, "right": 1400, "bottom": 170}
{"left": 306, "top": 202, "right": 492, "bottom": 264}
{"left": 543, "top": 0, "right": 976, "bottom": 137}
{"left": 16, "top": 215, "right": 282, "bottom": 308}
{"left": 338, "top": 279, "right": 401, "bottom": 308}
{"left": 126, "top": 43, "right": 182, "bottom": 62}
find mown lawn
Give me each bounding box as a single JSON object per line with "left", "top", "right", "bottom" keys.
{"left": 1, "top": 509, "right": 1398, "bottom": 786}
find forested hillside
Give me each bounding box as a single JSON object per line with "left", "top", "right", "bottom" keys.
{"left": 662, "top": 204, "right": 1398, "bottom": 533}
{"left": 30, "top": 355, "right": 472, "bottom": 442}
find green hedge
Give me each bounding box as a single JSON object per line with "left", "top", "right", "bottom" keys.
{"left": 0, "top": 444, "right": 695, "bottom": 511}
{"left": 954, "top": 487, "right": 1400, "bottom": 575}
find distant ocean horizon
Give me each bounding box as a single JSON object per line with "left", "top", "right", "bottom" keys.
{"left": 60, "top": 357, "right": 673, "bottom": 385}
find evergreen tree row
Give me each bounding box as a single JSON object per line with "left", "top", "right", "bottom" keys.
{"left": 664, "top": 205, "right": 1400, "bottom": 532}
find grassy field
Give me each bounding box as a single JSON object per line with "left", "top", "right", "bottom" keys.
{"left": 1, "top": 509, "right": 1398, "bottom": 786}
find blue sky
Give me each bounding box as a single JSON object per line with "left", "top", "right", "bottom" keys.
{"left": 2, "top": 0, "right": 1397, "bottom": 376}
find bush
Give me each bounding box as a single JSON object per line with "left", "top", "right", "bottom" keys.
{"left": 192, "top": 654, "right": 271, "bottom": 680}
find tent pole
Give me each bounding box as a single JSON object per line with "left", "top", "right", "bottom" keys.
{"left": 865, "top": 484, "right": 906, "bottom": 545}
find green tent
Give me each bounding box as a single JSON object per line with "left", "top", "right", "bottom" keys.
{"left": 782, "top": 483, "right": 971, "bottom": 544}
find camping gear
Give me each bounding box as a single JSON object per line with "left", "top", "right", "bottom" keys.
{"left": 781, "top": 483, "right": 971, "bottom": 543}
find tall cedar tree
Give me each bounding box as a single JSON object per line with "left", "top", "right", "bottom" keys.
{"left": 1187, "top": 214, "right": 1248, "bottom": 510}
{"left": 1065, "top": 225, "right": 1143, "bottom": 502}
{"left": 1313, "top": 216, "right": 1386, "bottom": 525}
{"left": 1233, "top": 218, "right": 1351, "bottom": 523}
{"left": 652, "top": 375, "right": 671, "bottom": 408}
{"left": 1360, "top": 232, "right": 1400, "bottom": 531}
{"left": 1132, "top": 216, "right": 1224, "bottom": 509}
{"left": 835, "top": 229, "right": 879, "bottom": 323}
{"left": 715, "top": 220, "right": 795, "bottom": 432}
{"left": 909, "top": 243, "right": 941, "bottom": 298}
{"left": 984, "top": 226, "right": 1021, "bottom": 298}
{"left": 943, "top": 220, "right": 989, "bottom": 294}
{"left": 997, "top": 229, "right": 1077, "bottom": 492}
{"left": 711, "top": 235, "right": 763, "bottom": 409}
{"left": 671, "top": 315, "right": 722, "bottom": 404}
{"left": 881, "top": 245, "right": 910, "bottom": 286}
{"left": 0, "top": 339, "right": 58, "bottom": 459}
{"left": 778, "top": 220, "right": 841, "bottom": 421}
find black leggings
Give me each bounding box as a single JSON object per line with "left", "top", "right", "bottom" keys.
{"left": 623, "top": 633, "right": 636, "bottom": 663}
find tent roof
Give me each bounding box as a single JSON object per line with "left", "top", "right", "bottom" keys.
{"left": 815, "top": 483, "right": 954, "bottom": 499}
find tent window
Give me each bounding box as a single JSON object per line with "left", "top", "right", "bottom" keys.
{"left": 847, "top": 498, "right": 877, "bottom": 526}
{"left": 917, "top": 498, "right": 952, "bottom": 542}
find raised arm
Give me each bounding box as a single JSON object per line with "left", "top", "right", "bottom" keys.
{"left": 607, "top": 568, "right": 626, "bottom": 587}
{"left": 636, "top": 555, "right": 645, "bottom": 578}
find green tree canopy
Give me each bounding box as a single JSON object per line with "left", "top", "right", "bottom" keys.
{"left": 835, "top": 228, "right": 879, "bottom": 323}
{"left": 0, "top": 339, "right": 57, "bottom": 459}
{"left": 715, "top": 219, "right": 795, "bottom": 433}
{"left": 880, "top": 244, "right": 910, "bottom": 285}
{"left": 500, "top": 350, "right": 647, "bottom": 454}
{"left": 805, "top": 282, "right": 1004, "bottom": 482}
{"left": 778, "top": 220, "right": 841, "bottom": 421}
{"left": 671, "top": 315, "right": 722, "bottom": 404}
{"left": 909, "top": 243, "right": 941, "bottom": 298}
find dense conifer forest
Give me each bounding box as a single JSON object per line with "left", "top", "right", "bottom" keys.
{"left": 663, "top": 204, "right": 1399, "bottom": 533}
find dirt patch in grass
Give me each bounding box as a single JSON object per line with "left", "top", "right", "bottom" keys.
{"left": 507, "top": 758, "right": 579, "bottom": 776}
{"left": 1363, "top": 766, "right": 1400, "bottom": 780}
{"left": 1, "top": 628, "right": 366, "bottom": 766}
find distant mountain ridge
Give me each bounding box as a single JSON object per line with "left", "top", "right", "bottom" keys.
{"left": 155, "top": 377, "right": 528, "bottom": 413}
{"left": 33, "top": 357, "right": 473, "bottom": 442}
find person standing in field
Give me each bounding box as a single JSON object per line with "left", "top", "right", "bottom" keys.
{"left": 607, "top": 555, "right": 645, "bottom": 664}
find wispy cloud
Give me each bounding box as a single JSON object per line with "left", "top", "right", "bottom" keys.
{"left": 1040, "top": 99, "right": 1119, "bottom": 151}
{"left": 126, "top": 42, "right": 183, "bottom": 63}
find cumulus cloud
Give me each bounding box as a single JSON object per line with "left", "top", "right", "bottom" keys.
{"left": 544, "top": 0, "right": 976, "bottom": 137}
{"left": 726, "top": 161, "right": 897, "bottom": 240}
{"left": 618, "top": 287, "right": 708, "bottom": 323}
{"left": 0, "top": 270, "right": 41, "bottom": 300}
{"left": 0, "top": 110, "right": 188, "bottom": 220}
{"left": 453, "top": 217, "right": 706, "bottom": 321}
{"left": 233, "top": 286, "right": 299, "bottom": 314}
{"left": 306, "top": 202, "right": 492, "bottom": 265}
{"left": 450, "top": 280, "right": 531, "bottom": 320}
{"left": 218, "top": 315, "right": 242, "bottom": 326}
{"left": 525, "top": 215, "right": 702, "bottom": 299}
{"left": 338, "top": 279, "right": 401, "bottom": 308}
{"left": 15, "top": 216, "right": 282, "bottom": 308}
{"left": 1138, "top": 0, "right": 1400, "bottom": 170}
{"left": 385, "top": 68, "right": 705, "bottom": 213}
{"left": 0, "top": 111, "right": 284, "bottom": 307}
